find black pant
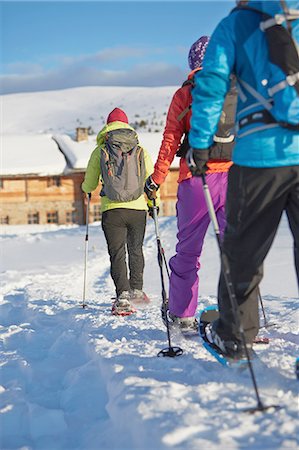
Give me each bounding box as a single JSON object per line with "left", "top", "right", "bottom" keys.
{"left": 102, "top": 208, "right": 147, "bottom": 297}
{"left": 216, "top": 164, "right": 299, "bottom": 344}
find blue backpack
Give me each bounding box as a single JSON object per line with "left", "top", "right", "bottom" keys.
{"left": 233, "top": 1, "right": 299, "bottom": 134}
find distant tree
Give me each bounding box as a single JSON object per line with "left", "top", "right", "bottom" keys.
{"left": 139, "top": 120, "right": 147, "bottom": 128}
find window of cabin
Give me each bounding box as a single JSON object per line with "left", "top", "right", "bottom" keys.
{"left": 66, "top": 210, "right": 78, "bottom": 224}
{"left": 93, "top": 205, "right": 101, "bottom": 221}
{"left": 0, "top": 216, "right": 9, "bottom": 224}
{"left": 47, "top": 176, "right": 61, "bottom": 187}
{"left": 47, "top": 211, "right": 59, "bottom": 224}
{"left": 28, "top": 212, "right": 40, "bottom": 224}
{"left": 0, "top": 179, "right": 3, "bottom": 189}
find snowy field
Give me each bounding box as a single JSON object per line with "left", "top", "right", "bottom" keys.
{"left": 0, "top": 213, "right": 298, "bottom": 450}
{"left": 2, "top": 86, "right": 174, "bottom": 135}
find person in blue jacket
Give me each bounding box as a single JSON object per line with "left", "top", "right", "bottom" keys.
{"left": 187, "top": 0, "right": 299, "bottom": 358}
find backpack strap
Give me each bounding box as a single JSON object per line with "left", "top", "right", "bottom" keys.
{"left": 177, "top": 105, "right": 191, "bottom": 122}
{"left": 177, "top": 78, "right": 194, "bottom": 122}
{"left": 101, "top": 146, "right": 114, "bottom": 177}
{"left": 136, "top": 146, "right": 143, "bottom": 177}
{"left": 182, "top": 78, "right": 195, "bottom": 88}
{"left": 232, "top": 4, "right": 299, "bottom": 130}
{"left": 238, "top": 78, "right": 273, "bottom": 110}
{"left": 239, "top": 109, "right": 275, "bottom": 129}
{"left": 268, "top": 73, "right": 299, "bottom": 96}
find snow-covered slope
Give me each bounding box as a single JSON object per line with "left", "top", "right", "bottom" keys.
{"left": 2, "top": 86, "right": 181, "bottom": 175}
{"left": 0, "top": 216, "right": 298, "bottom": 449}
{"left": 2, "top": 86, "right": 176, "bottom": 135}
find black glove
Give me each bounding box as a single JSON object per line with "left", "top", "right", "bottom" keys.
{"left": 186, "top": 148, "right": 210, "bottom": 177}
{"left": 144, "top": 176, "right": 159, "bottom": 200}
{"left": 148, "top": 206, "right": 159, "bottom": 219}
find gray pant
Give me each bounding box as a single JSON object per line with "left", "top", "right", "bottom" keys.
{"left": 102, "top": 208, "right": 147, "bottom": 297}
{"left": 216, "top": 164, "right": 299, "bottom": 344}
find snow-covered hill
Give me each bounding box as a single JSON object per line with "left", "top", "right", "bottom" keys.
{"left": 0, "top": 215, "right": 298, "bottom": 449}
{"left": 2, "top": 86, "right": 177, "bottom": 135}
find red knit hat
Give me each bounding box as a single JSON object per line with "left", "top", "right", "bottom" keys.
{"left": 106, "top": 108, "right": 129, "bottom": 124}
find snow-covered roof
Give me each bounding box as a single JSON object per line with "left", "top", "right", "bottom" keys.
{"left": 53, "top": 131, "right": 180, "bottom": 171}
{"left": 1, "top": 134, "right": 67, "bottom": 176}
{"left": 53, "top": 134, "right": 97, "bottom": 169}
{"left": 1, "top": 131, "right": 180, "bottom": 177}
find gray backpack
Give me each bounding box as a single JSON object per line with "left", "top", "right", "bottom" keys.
{"left": 100, "top": 128, "right": 146, "bottom": 202}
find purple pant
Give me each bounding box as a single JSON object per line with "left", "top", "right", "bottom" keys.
{"left": 168, "top": 173, "right": 228, "bottom": 317}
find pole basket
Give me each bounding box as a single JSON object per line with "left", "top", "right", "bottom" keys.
{"left": 243, "top": 403, "right": 282, "bottom": 414}
{"left": 158, "top": 346, "right": 184, "bottom": 357}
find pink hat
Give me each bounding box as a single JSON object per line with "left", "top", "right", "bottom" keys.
{"left": 106, "top": 108, "right": 129, "bottom": 124}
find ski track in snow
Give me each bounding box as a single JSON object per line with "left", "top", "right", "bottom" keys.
{"left": 0, "top": 218, "right": 298, "bottom": 450}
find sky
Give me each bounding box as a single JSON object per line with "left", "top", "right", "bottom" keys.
{"left": 1, "top": 1, "right": 235, "bottom": 94}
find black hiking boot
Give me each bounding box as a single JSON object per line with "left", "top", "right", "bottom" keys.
{"left": 204, "top": 322, "right": 252, "bottom": 361}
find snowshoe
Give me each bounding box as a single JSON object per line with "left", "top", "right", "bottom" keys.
{"left": 112, "top": 291, "right": 136, "bottom": 316}
{"left": 168, "top": 313, "right": 199, "bottom": 336}
{"left": 253, "top": 336, "right": 270, "bottom": 345}
{"left": 199, "top": 305, "right": 251, "bottom": 367}
{"left": 130, "top": 289, "right": 150, "bottom": 304}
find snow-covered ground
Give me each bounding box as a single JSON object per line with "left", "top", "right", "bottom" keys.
{"left": 0, "top": 214, "right": 298, "bottom": 450}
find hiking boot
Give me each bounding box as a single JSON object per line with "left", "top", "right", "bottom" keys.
{"left": 112, "top": 291, "right": 136, "bottom": 316}
{"left": 168, "top": 313, "right": 199, "bottom": 335}
{"left": 130, "top": 289, "right": 150, "bottom": 303}
{"left": 204, "top": 322, "right": 251, "bottom": 360}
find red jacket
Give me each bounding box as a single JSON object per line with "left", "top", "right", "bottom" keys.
{"left": 151, "top": 70, "right": 232, "bottom": 185}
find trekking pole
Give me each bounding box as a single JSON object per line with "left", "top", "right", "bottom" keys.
{"left": 200, "top": 173, "right": 280, "bottom": 413}
{"left": 258, "top": 289, "right": 268, "bottom": 327}
{"left": 82, "top": 193, "right": 91, "bottom": 309}
{"left": 152, "top": 197, "right": 183, "bottom": 358}
{"left": 257, "top": 289, "right": 275, "bottom": 329}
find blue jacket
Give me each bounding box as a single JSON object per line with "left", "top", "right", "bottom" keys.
{"left": 189, "top": 1, "right": 299, "bottom": 168}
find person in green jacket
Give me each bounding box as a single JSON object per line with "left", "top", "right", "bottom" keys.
{"left": 82, "top": 108, "right": 158, "bottom": 315}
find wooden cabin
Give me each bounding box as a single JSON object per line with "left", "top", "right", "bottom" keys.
{"left": 0, "top": 130, "right": 180, "bottom": 225}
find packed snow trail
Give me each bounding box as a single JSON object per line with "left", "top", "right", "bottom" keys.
{"left": 0, "top": 217, "right": 298, "bottom": 449}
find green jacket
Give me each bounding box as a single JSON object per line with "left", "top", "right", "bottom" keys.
{"left": 82, "top": 121, "right": 159, "bottom": 213}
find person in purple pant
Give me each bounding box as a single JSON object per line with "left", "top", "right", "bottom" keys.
{"left": 168, "top": 175, "right": 228, "bottom": 320}
{"left": 145, "top": 37, "right": 234, "bottom": 334}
